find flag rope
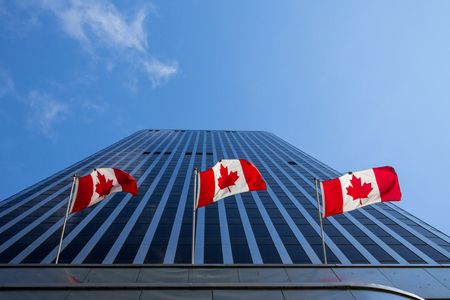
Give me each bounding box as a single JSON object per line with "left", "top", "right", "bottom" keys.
{"left": 314, "top": 177, "right": 328, "bottom": 264}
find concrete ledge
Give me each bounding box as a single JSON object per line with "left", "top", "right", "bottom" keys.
{"left": 0, "top": 265, "right": 448, "bottom": 299}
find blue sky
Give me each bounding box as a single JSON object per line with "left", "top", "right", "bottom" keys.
{"left": 0, "top": 1, "right": 449, "bottom": 232}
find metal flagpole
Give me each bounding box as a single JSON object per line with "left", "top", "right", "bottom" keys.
{"left": 191, "top": 168, "right": 198, "bottom": 265}
{"left": 55, "top": 175, "right": 77, "bottom": 264}
{"left": 314, "top": 177, "right": 328, "bottom": 264}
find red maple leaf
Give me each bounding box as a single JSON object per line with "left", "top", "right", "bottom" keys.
{"left": 346, "top": 175, "right": 373, "bottom": 205}
{"left": 95, "top": 171, "right": 113, "bottom": 197}
{"left": 217, "top": 164, "right": 239, "bottom": 192}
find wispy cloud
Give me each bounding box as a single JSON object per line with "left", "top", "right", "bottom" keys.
{"left": 0, "top": 1, "right": 177, "bottom": 140}
{"left": 40, "top": 1, "right": 148, "bottom": 51}
{"left": 0, "top": 69, "right": 15, "bottom": 97}
{"left": 143, "top": 58, "right": 179, "bottom": 87}
{"left": 0, "top": 2, "right": 41, "bottom": 35}
{"left": 82, "top": 99, "right": 106, "bottom": 113}
{"left": 0, "top": 69, "right": 67, "bottom": 140}
{"left": 25, "top": 90, "right": 69, "bottom": 140}
{"left": 36, "top": 0, "right": 177, "bottom": 85}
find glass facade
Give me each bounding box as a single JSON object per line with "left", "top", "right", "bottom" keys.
{"left": 0, "top": 129, "right": 449, "bottom": 264}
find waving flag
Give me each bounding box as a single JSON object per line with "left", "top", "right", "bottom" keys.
{"left": 320, "top": 166, "right": 401, "bottom": 217}
{"left": 70, "top": 168, "right": 138, "bottom": 214}
{"left": 196, "top": 159, "right": 266, "bottom": 208}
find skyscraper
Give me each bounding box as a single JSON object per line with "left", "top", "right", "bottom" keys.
{"left": 1, "top": 129, "right": 448, "bottom": 265}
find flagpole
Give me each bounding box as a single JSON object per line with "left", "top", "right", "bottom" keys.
{"left": 191, "top": 168, "right": 198, "bottom": 265}
{"left": 314, "top": 177, "right": 328, "bottom": 264}
{"left": 55, "top": 175, "right": 76, "bottom": 264}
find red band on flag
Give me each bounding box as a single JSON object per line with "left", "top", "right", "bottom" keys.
{"left": 71, "top": 175, "right": 93, "bottom": 214}
{"left": 240, "top": 159, "right": 266, "bottom": 191}
{"left": 322, "top": 178, "right": 343, "bottom": 218}
{"left": 197, "top": 168, "right": 215, "bottom": 208}
{"left": 373, "top": 166, "right": 402, "bottom": 202}
{"left": 114, "top": 168, "right": 138, "bottom": 196}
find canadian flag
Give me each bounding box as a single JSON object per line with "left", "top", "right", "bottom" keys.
{"left": 320, "top": 166, "right": 401, "bottom": 218}
{"left": 196, "top": 159, "right": 266, "bottom": 208}
{"left": 70, "top": 168, "right": 138, "bottom": 214}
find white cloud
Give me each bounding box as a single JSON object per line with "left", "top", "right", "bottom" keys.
{"left": 40, "top": 0, "right": 148, "bottom": 51}
{"left": 0, "top": 70, "right": 68, "bottom": 140}
{"left": 36, "top": 0, "right": 177, "bottom": 84}
{"left": 143, "top": 59, "right": 178, "bottom": 87}
{"left": 26, "top": 90, "right": 69, "bottom": 140}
